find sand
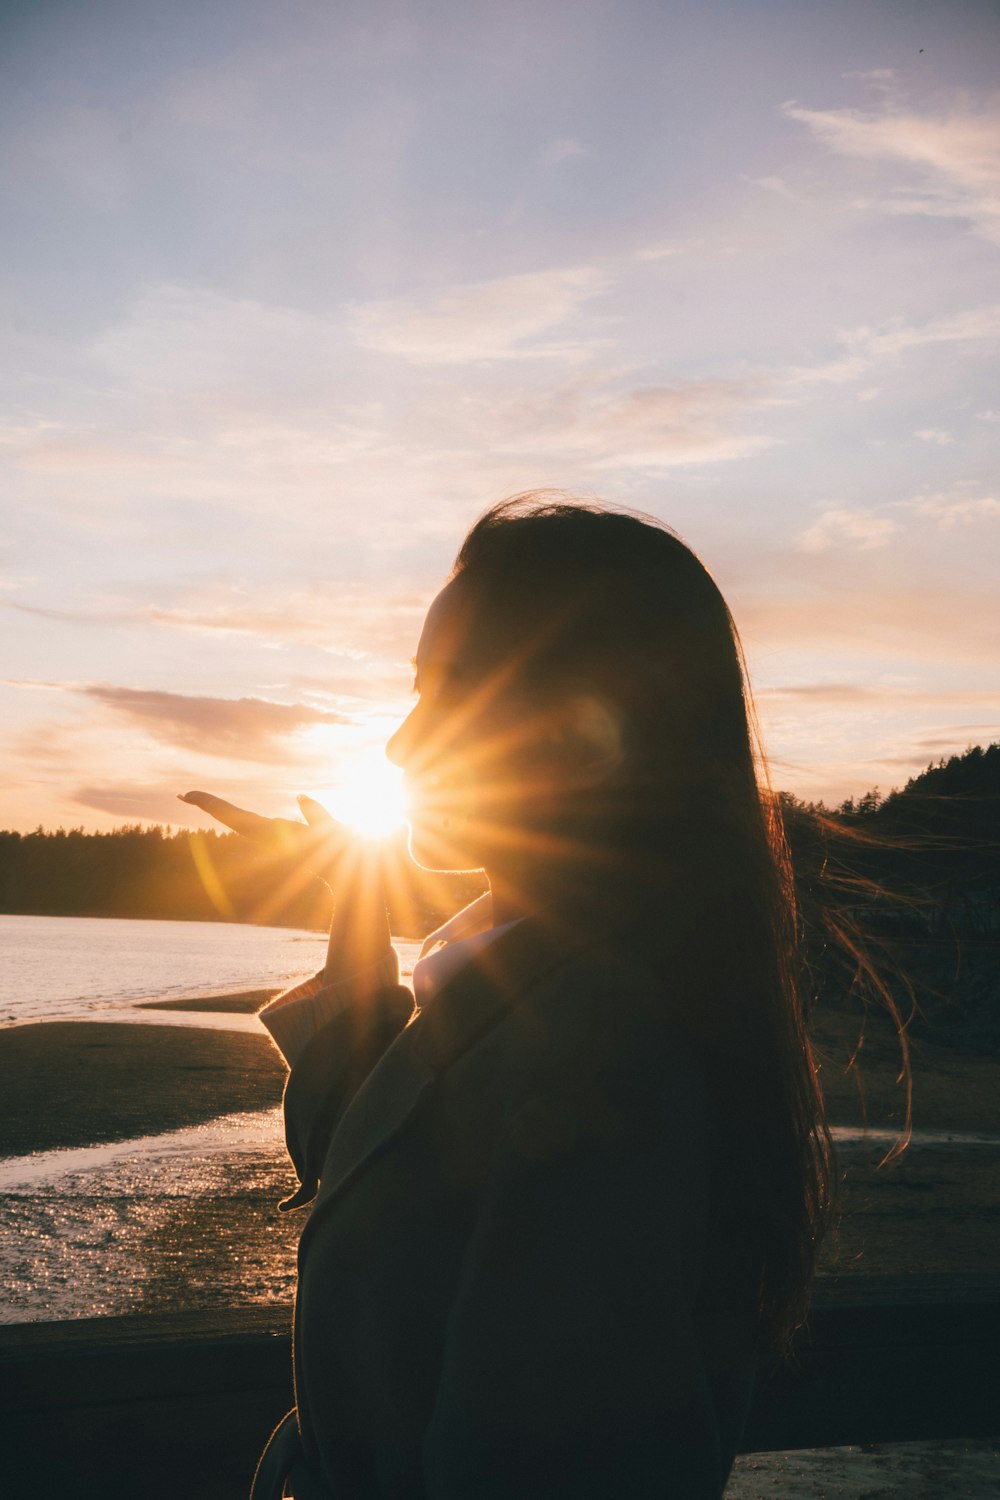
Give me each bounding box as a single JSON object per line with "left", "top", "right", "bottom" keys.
{"left": 0, "top": 1019, "right": 286, "bottom": 1157}
{"left": 137, "top": 990, "right": 280, "bottom": 1014}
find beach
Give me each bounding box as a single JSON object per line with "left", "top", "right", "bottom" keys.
{"left": 2, "top": 976, "right": 998, "bottom": 1494}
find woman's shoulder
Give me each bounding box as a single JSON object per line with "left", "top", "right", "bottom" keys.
{"left": 492, "top": 931, "right": 718, "bottom": 1135}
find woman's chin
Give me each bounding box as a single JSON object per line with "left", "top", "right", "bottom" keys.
{"left": 406, "top": 817, "right": 483, "bottom": 874}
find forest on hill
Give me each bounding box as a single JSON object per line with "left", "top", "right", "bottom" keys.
{"left": 783, "top": 741, "right": 1000, "bottom": 941}
{"left": 2, "top": 743, "right": 997, "bottom": 944}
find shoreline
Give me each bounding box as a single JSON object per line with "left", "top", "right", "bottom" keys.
{"left": 3, "top": 982, "right": 997, "bottom": 1154}
{"left": 2, "top": 994, "right": 997, "bottom": 1495}
{"left": 0, "top": 1018, "right": 286, "bottom": 1158}
{"left": 1, "top": 990, "right": 997, "bottom": 1294}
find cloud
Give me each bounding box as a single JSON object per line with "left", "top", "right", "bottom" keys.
{"left": 902, "top": 492, "right": 1000, "bottom": 528}
{"left": 846, "top": 302, "right": 1000, "bottom": 361}
{"left": 79, "top": 685, "right": 352, "bottom": 762}
{"left": 92, "top": 284, "right": 337, "bottom": 398}
{"left": 797, "top": 508, "right": 897, "bottom": 552}
{"left": 742, "top": 174, "right": 799, "bottom": 200}
{"left": 347, "top": 265, "right": 610, "bottom": 363}
{"left": 71, "top": 784, "right": 197, "bottom": 823}
{"left": 913, "top": 427, "right": 954, "bottom": 445}
{"left": 758, "top": 683, "right": 1000, "bottom": 709}
{"left": 2, "top": 600, "right": 124, "bottom": 625}
{"left": 784, "top": 301, "right": 1000, "bottom": 389}
{"left": 483, "top": 372, "right": 779, "bottom": 470}
{"left": 783, "top": 96, "right": 1000, "bottom": 245}
{"left": 633, "top": 242, "right": 695, "bottom": 262}
{"left": 538, "top": 137, "right": 587, "bottom": 168}
{"left": 141, "top": 579, "right": 428, "bottom": 663}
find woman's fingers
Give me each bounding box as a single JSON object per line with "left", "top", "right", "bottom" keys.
{"left": 178, "top": 791, "right": 277, "bottom": 842}
{"left": 297, "top": 794, "right": 337, "bottom": 829}
{"left": 179, "top": 789, "right": 355, "bottom": 869}
{"left": 178, "top": 791, "right": 316, "bottom": 852}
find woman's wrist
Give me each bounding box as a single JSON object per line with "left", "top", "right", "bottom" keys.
{"left": 323, "top": 883, "right": 392, "bottom": 984}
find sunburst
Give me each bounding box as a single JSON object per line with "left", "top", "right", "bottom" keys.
{"left": 311, "top": 756, "right": 407, "bottom": 840}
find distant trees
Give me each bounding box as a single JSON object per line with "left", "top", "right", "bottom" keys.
{"left": 0, "top": 824, "right": 486, "bottom": 936}
{"left": 1, "top": 744, "right": 996, "bottom": 945}
{"left": 778, "top": 744, "right": 1000, "bottom": 1050}
{"left": 783, "top": 742, "right": 1000, "bottom": 940}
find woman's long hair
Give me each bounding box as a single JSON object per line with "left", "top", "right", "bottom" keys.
{"left": 452, "top": 492, "right": 832, "bottom": 1355}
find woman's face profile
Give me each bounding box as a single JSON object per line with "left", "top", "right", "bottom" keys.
{"left": 386, "top": 577, "right": 521, "bottom": 872}
{"left": 386, "top": 575, "right": 626, "bottom": 876}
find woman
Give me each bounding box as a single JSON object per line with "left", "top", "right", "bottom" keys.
{"left": 183, "top": 494, "right": 830, "bottom": 1499}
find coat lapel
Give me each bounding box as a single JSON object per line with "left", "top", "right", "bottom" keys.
{"left": 302, "top": 915, "right": 590, "bottom": 1227}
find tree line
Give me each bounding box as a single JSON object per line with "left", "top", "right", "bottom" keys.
{"left": 0, "top": 824, "right": 486, "bottom": 937}
{"left": 2, "top": 743, "right": 997, "bottom": 942}
{"left": 782, "top": 741, "right": 1000, "bottom": 941}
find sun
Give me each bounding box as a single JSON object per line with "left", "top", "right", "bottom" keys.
{"left": 312, "top": 757, "right": 407, "bottom": 841}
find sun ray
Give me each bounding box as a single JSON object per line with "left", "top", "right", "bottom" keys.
{"left": 310, "top": 756, "right": 407, "bottom": 840}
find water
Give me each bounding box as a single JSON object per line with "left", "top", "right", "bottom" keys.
{"left": 0, "top": 913, "right": 330, "bottom": 1023}
{"left": 0, "top": 914, "right": 423, "bottom": 1322}
{"left": 0, "top": 913, "right": 422, "bottom": 1025}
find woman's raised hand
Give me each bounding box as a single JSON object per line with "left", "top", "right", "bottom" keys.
{"left": 178, "top": 789, "right": 392, "bottom": 982}
{"left": 178, "top": 790, "right": 354, "bottom": 883}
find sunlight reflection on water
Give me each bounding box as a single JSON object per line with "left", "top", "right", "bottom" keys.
{"left": 0, "top": 930, "right": 423, "bottom": 1322}
{"left": 0, "top": 1109, "right": 294, "bottom": 1323}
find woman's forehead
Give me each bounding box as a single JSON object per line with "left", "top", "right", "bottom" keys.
{"left": 414, "top": 576, "right": 482, "bottom": 670}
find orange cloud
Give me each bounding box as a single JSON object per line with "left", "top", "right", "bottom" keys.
{"left": 80, "top": 685, "right": 352, "bottom": 762}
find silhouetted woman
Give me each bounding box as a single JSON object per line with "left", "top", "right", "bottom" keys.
{"left": 184, "top": 494, "right": 830, "bottom": 1499}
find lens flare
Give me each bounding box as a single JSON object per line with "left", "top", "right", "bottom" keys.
{"left": 314, "top": 758, "right": 406, "bottom": 840}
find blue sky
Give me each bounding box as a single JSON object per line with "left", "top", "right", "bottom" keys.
{"left": 2, "top": 0, "right": 998, "bottom": 830}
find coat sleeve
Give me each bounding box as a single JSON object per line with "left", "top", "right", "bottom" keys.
{"left": 422, "top": 1044, "right": 726, "bottom": 1499}
{"left": 273, "top": 976, "right": 416, "bottom": 1210}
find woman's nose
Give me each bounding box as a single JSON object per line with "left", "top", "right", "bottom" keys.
{"left": 385, "top": 706, "right": 417, "bottom": 768}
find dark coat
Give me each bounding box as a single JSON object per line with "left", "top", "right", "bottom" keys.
{"left": 276, "top": 917, "right": 757, "bottom": 1498}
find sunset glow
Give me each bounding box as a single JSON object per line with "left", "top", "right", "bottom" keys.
{"left": 1, "top": 0, "right": 998, "bottom": 833}
{"left": 313, "top": 760, "right": 407, "bottom": 842}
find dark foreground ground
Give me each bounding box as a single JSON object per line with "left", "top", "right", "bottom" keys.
{"left": 3, "top": 987, "right": 998, "bottom": 1278}
{"left": 2, "top": 989, "right": 997, "bottom": 1497}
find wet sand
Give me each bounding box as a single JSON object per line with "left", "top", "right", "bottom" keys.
{"left": 138, "top": 989, "right": 280, "bottom": 1013}
{"left": 3, "top": 995, "right": 999, "bottom": 1274}
{"left": 0, "top": 1019, "right": 286, "bottom": 1156}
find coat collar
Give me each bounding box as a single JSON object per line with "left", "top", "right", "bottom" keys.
{"left": 303, "top": 913, "right": 606, "bottom": 1226}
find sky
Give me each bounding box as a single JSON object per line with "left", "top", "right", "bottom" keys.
{"left": 1, "top": 0, "right": 998, "bottom": 833}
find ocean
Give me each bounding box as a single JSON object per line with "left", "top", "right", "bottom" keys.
{"left": 0, "top": 914, "right": 422, "bottom": 1324}
{"left": 0, "top": 912, "right": 423, "bottom": 1025}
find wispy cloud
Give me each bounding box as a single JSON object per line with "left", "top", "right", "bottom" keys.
{"left": 741, "top": 173, "right": 799, "bottom": 200}
{"left": 71, "top": 783, "right": 199, "bottom": 823}
{"left": 469, "top": 367, "right": 777, "bottom": 470}
{"left": 783, "top": 96, "right": 1000, "bottom": 246}
{"left": 758, "top": 683, "right": 1000, "bottom": 709}
{"left": 79, "top": 685, "right": 352, "bottom": 762}
{"left": 797, "top": 507, "right": 897, "bottom": 552}
{"left": 347, "top": 265, "right": 611, "bottom": 363}
{"left": 142, "top": 580, "right": 428, "bottom": 662}
{"left": 537, "top": 137, "right": 587, "bottom": 168}
{"left": 848, "top": 303, "right": 1000, "bottom": 360}
{"left": 913, "top": 426, "right": 954, "bottom": 445}
{"left": 902, "top": 491, "right": 1000, "bottom": 527}
{"left": 783, "top": 301, "right": 1000, "bottom": 390}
